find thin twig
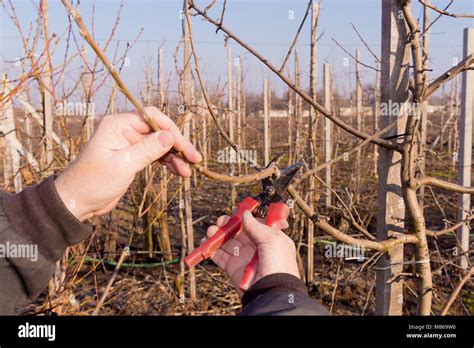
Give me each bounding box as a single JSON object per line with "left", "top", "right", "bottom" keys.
{"left": 441, "top": 267, "right": 473, "bottom": 315}
{"left": 92, "top": 247, "right": 129, "bottom": 315}
{"left": 417, "top": 176, "right": 474, "bottom": 194}
{"left": 419, "top": 0, "right": 474, "bottom": 18}
{"left": 331, "top": 37, "right": 380, "bottom": 72}
{"left": 279, "top": 0, "right": 312, "bottom": 74}
{"left": 351, "top": 23, "right": 380, "bottom": 63}
{"left": 184, "top": 4, "right": 262, "bottom": 170}
{"left": 424, "top": 54, "right": 474, "bottom": 100}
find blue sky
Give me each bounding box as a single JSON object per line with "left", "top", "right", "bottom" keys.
{"left": 1, "top": 0, "right": 473, "bottom": 111}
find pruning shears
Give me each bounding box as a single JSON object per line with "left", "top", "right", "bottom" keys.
{"left": 184, "top": 160, "right": 302, "bottom": 291}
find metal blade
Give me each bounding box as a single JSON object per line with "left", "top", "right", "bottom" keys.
{"left": 273, "top": 162, "right": 303, "bottom": 195}
{"left": 261, "top": 154, "right": 285, "bottom": 192}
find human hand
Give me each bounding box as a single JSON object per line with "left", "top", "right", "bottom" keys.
{"left": 55, "top": 107, "right": 202, "bottom": 221}
{"left": 206, "top": 210, "right": 300, "bottom": 296}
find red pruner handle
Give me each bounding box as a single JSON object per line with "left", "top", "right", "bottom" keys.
{"left": 184, "top": 197, "right": 260, "bottom": 268}
{"left": 239, "top": 202, "right": 290, "bottom": 291}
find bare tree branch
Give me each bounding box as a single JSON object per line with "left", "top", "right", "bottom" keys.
{"left": 419, "top": 0, "right": 474, "bottom": 18}
{"left": 417, "top": 177, "right": 474, "bottom": 194}
{"left": 189, "top": 0, "right": 397, "bottom": 151}
{"left": 441, "top": 267, "right": 474, "bottom": 315}
{"left": 426, "top": 215, "right": 473, "bottom": 237}
{"left": 424, "top": 54, "right": 474, "bottom": 100}
{"left": 279, "top": 0, "right": 312, "bottom": 74}
{"left": 331, "top": 37, "right": 380, "bottom": 72}
{"left": 351, "top": 22, "right": 380, "bottom": 63}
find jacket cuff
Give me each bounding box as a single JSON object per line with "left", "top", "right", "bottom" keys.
{"left": 242, "top": 273, "right": 308, "bottom": 308}
{"left": 2, "top": 176, "right": 94, "bottom": 261}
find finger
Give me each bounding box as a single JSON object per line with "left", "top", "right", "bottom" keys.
{"left": 158, "top": 154, "right": 178, "bottom": 176}
{"left": 126, "top": 106, "right": 179, "bottom": 134}
{"left": 206, "top": 215, "right": 231, "bottom": 238}
{"left": 209, "top": 215, "right": 251, "bottom": 245}
{"left": 206, "top": 225, "right": 219, "bottom": 238}
{"left": 160, "top": 153, "right": 192, "bottom": 177}
{"left": 124, "top": 107, "right": 202, "bottom": 164}
{"left": 147, "top": 107, "right": 202, "bottom": 164}
{"left": 209, "top": 249, "right": 231, "bottom": 270}
{"left": 124, "top": 130, "right": 174, "bottom": 172}
{"left": 241, "top": 210, "right": 276, "bottom": 245}
{"left": 216, "top": 215, "right": 231, "bottom": 227}
{"left": 112, "top": 110, "right": 153, "bottom": 135}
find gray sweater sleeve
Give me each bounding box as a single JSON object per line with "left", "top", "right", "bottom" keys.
{"left": 0, "top": 176, "right": 93, "bottom": 314}
{"left": 241, "top": 273, "right": 330, "bottom": 316}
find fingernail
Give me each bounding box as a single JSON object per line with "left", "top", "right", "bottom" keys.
{"left": 157, "top": 131, "right": 173, "bottom": 147}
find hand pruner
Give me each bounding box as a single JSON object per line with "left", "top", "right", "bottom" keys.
{"left": 184, "top": 161, "right": 302, "bottom": 291}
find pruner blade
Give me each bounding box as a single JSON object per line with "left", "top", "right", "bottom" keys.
{"left": 275, "top": 162, "right": 303, "bottom": 194}
{"left": 261, "top": 162, "right": 303, "bottom": 202}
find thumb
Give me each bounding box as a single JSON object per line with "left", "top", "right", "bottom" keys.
{"left": 242, "top": 210, "right": 274, "bottom": 245}
{"left": 126, "top": 130, "right": 174, "bottom": 172}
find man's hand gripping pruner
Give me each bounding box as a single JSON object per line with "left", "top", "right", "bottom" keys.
{"left": 184, "top": 160, "right": 302, "bottom": 291}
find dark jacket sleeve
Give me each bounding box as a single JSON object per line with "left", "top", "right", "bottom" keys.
{"left": 241, "top": 273, "right": 329, "bottom": 315}
{"left": 0, "top": 176, "right": 93, "bottom": 315}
